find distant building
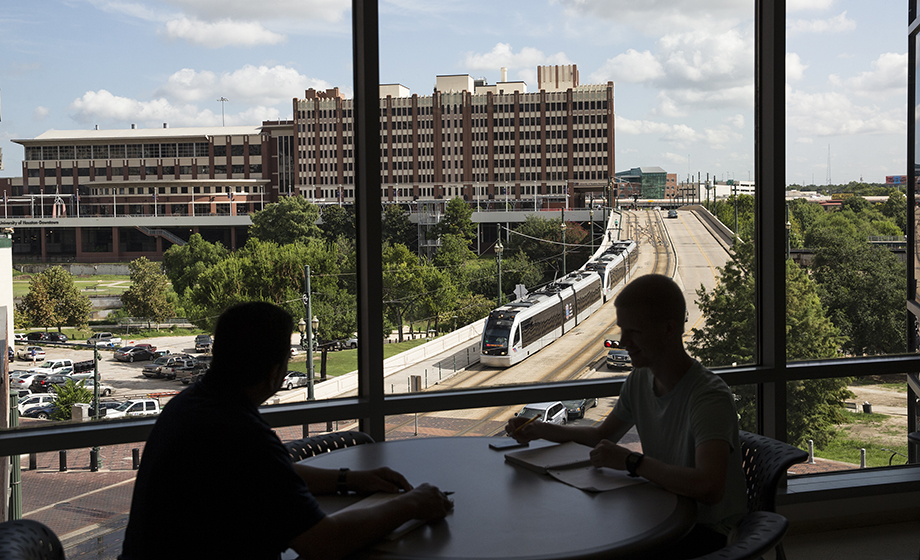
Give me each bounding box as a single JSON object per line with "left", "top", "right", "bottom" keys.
{"left": 0, "top": 64, "right": 616, "bottom": 263}
{"left": 614, "top": 167, "right": 677, "bottom": 199}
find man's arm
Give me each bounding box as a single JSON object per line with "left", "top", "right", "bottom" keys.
{"left": 590, "top": 438, "right": 730, "bottom": 505}
{"left": 289, "top": 483, "right": 452, "bottom": 560}
{"left": 505, "top": 411, "right": 632, "bottom": 447}
{"left": 292, "top": 463, "right": 412, "bottom": 495}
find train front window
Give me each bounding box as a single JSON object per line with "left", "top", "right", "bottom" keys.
{"left": 483, "top": 318, "right": 513, "bottom": 350}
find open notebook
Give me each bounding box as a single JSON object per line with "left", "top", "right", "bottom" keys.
{"left": 504, "top": 441, "right": 646, "bottom": 492}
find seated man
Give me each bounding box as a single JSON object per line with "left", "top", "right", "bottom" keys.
{"left": 506, "top": 274, "right": 746, "bottom": 558}
{"left": 120, "top": 302, "right": 452, "bottom": 560}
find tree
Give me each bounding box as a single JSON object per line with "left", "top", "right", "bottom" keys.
{"left": 809, "top": 229, "right": 906, "bottom": 355}
{"left": 121, "top": 257, "right": 175, "bottom": 328}
{"left": 162, "top": 234, "right": 228, "bottom": 296}
{"left": 879, "top": 190, "right": 907, "bottom": 234}
{"left": 249, "top": 197, "right": 322, "bottom": 245}
{"left": 319, "top": 205, "right": 355, "bottom": 244}
{"left": 432, "top": 233, "right": 476, "bottom": 286}
{"left": 428, "top": 197, "right": 476, "bottom": 244}
{"left": 16, "top": 266, "right": 91, "bottom": 331}
{"left": 505, "top": 215, "right": 563, "bottom": 274}
{"left": 50, "top": 379, "right": 93, "bottom": 421}
{"left": 688, "top": 242, "right": 851, "bottom": 447}
{"left": 381, "top": 243, "right": 426, "bottom": 342}
{"left": 382, "top": 204, "right": 416, "bottom": 249}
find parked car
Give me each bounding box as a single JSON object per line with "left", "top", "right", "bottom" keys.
{"left": 134, "top": 343, "right": 158, "bottom": 352}
{"left": 13, "top": 333, "right": 27, "bottom": 342}
{"left": 11, "top": 373, "right": 45, "bottom": 390}
{"left": 142, "top": 355, "right": 195, "bottom": 379}
{"left": 17, "top": 346, "right": 45, "bottom": 361}
{"left": 25, "top": 332, "right": 48, "bottom": 342}
{"left": 78, "top": 379, "right": 115, "bottom": 397}
{"left": 44, "top": 332, "right": 68, "bottom": 343}
{"left": 28, "top": 375, "right": 51, "bottom": 393}
{"left": 114, "top": 346, "right": 157, "bottom": 362}
{"left": 22, "top": 404, "right": 60, "bottom": 420}
{"left": 562, "top": 398, "right": 598, "bottom": 420}
{"left": 7, "top": 346, "right": 11, "bottom": 362}
{"left": 86, "top": 332, "right": 122, "bottom": 347}
{"left": 105, "top": 398, "right": 160, "bottom": 419}
{"left": 281, "top": 371, "right": 311, "bottom": 391}
{"left": 515, "top": 401, "right": 567, "bottom": 425}
{"left": 667, "top": 208, "right": 678, "bottom": 218}
{"left": 194, "top": 334, "right": 213, "bottom": 353}
{"left": 32, "top": 375, "right": 71, "bottom": 393}
{"left": 338, "top": 335, "right": 358, "bottom": 350}
{"left": 18, "top": 393, "right": 57, "bottom": 415}
{"left": 90, "top": 401, "right": 124, "bottom": 417}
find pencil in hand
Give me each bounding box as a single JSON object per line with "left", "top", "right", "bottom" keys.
{"left": 512, "top": 415, "right": 538, "bottom": 435}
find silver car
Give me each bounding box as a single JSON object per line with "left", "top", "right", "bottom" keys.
{"left": 281, "top": 371, "right": 311, "bottom": 391}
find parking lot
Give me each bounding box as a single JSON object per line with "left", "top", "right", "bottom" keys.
{"left": 10, "top": 335, "right": 210, "bottom": 404}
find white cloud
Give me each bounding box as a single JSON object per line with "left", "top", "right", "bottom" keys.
{"left": 787, "top": 0, "right": 836, "bottom": 11}
{"left": 828, "top": 52, "right": 907, "bottom": 97}
{"left": 462, "top": 44, "right": 571, "bottom": 83}
{"left": 162, "top": 0, "right": 349, "bottom": 23}
{"left": 154, "top": 65, "right": 328, "bottom": 106}
{"left": 615, "top": 115, "right": 698, "bottom": 143}
{"left": 68, "top": 89, "right": 283, "bottom": 127}
{"left": 786, "top": 52, "right": 808, "bottom": 82}
{"left": 33, "top": 107, "right": 50, "bottom": 121}
{"left": 552, "top": 0, "right": 750, "bottom": 30}
{"left": 787, "top": 11, "right": 856, "bottom": 35}
{"left": 590, "top": 50, "right": 664, "bottom": 84}
{"left": 160, "top": 17, "right": 285, "bottom": 47}
{"left": 787, "top": 87, "right": 904, "bottom": 137}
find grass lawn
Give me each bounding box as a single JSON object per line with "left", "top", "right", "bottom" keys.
{"left": 814, "top": 411, "right": 910, "bottom": 468}
{"left": 287, "top": 338, "right": 431, "bottom": 377}
{"left": 13, "top": 274, "right": 132, "bottom": 297}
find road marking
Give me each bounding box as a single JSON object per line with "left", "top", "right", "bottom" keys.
{"left": 24, "top": 476, "right": 135, "bottom": 517}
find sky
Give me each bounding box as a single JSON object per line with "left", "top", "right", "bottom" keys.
{"left": 0, "top": 0, "right": 907, "bottom": 186}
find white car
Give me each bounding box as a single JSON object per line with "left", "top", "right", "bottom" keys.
{"left": 13, "top": 333, "right": 27, "bottom": 342}
{"left": 281, "top": 371, "right": 311, "bottom": 391}
{"left": 515, "top": 401, "right": 568, "bottom": 425}
{"left": 17, "top": 346, "right": 46, "bottom": 361}
{"left": 18, "top": 394, "right": 57, "bottom": 415}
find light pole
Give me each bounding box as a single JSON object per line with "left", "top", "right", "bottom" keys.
{"left": 589, "top": 208, "right": 594, "bottom": 256}
{"left": 495, "top": 238, "right": 504, "bottom": 306}
{"left": 560, "top": 221, "right": 567, "bottom": 276}
{"left": 217, "top": 97, "right": 229, "bottom": 126}
{"left": 785, "top": 203, "right": 791, "bottom": 261}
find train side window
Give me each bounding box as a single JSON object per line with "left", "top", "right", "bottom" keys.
{"left": 514, "top": 328, "right": 521, "bottom": 346}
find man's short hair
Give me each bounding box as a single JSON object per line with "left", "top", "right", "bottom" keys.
{"left": 614, "top": 274, "right": 686, "bottom": 326}
{"left": 210, "top": 302, "right": 293, "bottom": 386}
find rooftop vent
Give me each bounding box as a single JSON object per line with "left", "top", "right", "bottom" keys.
{"left": 131, "top": 124, "right": 136, "bottom": 129}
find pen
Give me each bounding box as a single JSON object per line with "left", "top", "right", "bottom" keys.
{"left": 512, "top": 415, "right": 538, "bottom": 434}
{"left": 443, "top": 491, "right": 454, "bottom": 496}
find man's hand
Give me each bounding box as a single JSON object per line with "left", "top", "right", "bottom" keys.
{"left": 349, "top": 467, "right": 413, "bottom": 494}
{"left": 589, "top": 439, "right": 630, "bottom": 470}
{"left": 402, "top": 483, "right": 454, "bottom": 521}
{"left": 504, "top": 416, "right": 543, "bottom": 443}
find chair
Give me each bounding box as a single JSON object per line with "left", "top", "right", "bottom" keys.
{"left": 284, "top": 431, "right": 375, "bottom": 462}
{"left": 689, "top": 431, "right": 808, "bottom": 560}
{"left": 0, "top": 519, "right": 65, "bottom": 560}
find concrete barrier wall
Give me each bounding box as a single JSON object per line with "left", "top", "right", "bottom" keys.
{"left": 685, "top": 205, "right": 735, "bottom": 251}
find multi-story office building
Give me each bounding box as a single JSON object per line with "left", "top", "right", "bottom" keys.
{"left": 0, "top": 64, "right": 615, "bottom": 262}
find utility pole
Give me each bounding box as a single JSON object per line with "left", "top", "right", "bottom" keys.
{"left": 217, "top": 97, "right": 229, "bottom": 126}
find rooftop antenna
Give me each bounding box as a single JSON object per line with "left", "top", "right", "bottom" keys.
{"left": 217, "top": 97, "right": 229, "bottom": 126}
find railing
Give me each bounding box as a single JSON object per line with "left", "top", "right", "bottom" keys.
{"left": 134, "top": 226, "right": 185, "bottom": 246}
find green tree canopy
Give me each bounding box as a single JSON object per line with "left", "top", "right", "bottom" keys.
{"left": 879, "top": 189, "right": 907, "bottom": 234}
{"left": 320, "top": 205, "right": 355, "bottom": 244}
{"left": 428, "top": 197, "right": 475, "bottom": 243}
{"left": 809, "top": 229, "right": 906, "bottom": 355}
{"left": 249, "top": 197, "right": 322, "bottom": 245}
{"left": 381, "top": 243, "right": 426, "bottom": 341}
{"left": 162, "top": 234, "right": 229, "bottom": 296}
{"left": 16, "top": 266, "right": 91, "bottom": 331}
{"left": 382, "top": 204, "right": 416, "bottom": 249}
{"left": 121, "top": 257, "right": 175, "bottom": 328}
{"left": 688, "top": 242, "right": 851, "bottom": 447}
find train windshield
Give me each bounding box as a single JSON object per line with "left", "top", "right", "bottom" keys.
{"left": 483, "top": 318, "right": 513, "bottom": 349}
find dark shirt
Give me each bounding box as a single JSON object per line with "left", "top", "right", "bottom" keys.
{"left": 120, "top": 376, "right": 325, "bottom": 560}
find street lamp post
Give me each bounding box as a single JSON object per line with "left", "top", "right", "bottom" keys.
{"left": 495, "top": 238, "right": 504, "bottom": 306}
{"left": 560, "top": 221, "right": 567, "bottom": 276}
{"left": 589, "top": 208, "right": 594, "bottom": 256}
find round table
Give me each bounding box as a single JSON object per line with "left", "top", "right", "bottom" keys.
{"left": 299, "top": 437, "right": 695, "bottom": 560}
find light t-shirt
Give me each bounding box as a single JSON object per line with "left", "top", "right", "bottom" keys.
{"left": 612, "top": 360, "right": 747, "bottom": 533}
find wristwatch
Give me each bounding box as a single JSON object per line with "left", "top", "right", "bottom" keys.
{"left": 337, "top": 467, "right": 350, "bottom": 495}
{"left": 625, "top": 452, "right": 644, "bottom": 477}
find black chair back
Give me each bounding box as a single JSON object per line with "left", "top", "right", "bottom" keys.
{"left": 284, "top": 431, "right": 375, "bottom": 462}
{"left": 739, "top": 431, "right": 809, "bottom": 513}
{"left": 0, "top": 519, "right": 65, "bottom": 560}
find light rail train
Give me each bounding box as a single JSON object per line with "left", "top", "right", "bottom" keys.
{"left": 480, "top": 239, "right": 638, "bottom": 367}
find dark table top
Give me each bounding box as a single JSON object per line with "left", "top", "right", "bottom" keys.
{"left": 298, "top": 436, "right": 696, "bottom": 560}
